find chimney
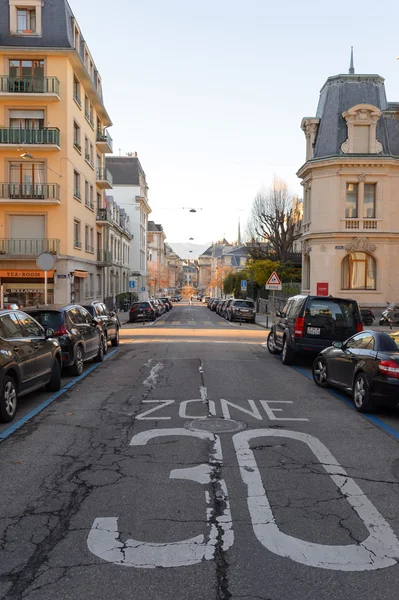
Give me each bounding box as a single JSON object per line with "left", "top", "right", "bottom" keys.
{"left": 134, "top": 151, "right": 138, "bottom": 157}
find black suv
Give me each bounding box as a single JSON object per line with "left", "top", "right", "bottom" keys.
{"left": 267, "top": 295, "right": 363, "bottom": 365}
{"left": 226, "top": 299, "right": 256, "bottom": 323}
{"left": 0, "top": 309, "right": 62, "bottom": 422}
{"left": 129, "top": 301, "right": 156, "bottom": 322}
{"left": 25, "top": 305, "right": 104, "bottom": 375}
{"left": 82, "top": 302, "right": 120, "bottom": 352}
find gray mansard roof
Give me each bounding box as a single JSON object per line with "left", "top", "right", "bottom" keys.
{"left": 106, "top": 157, "right": 146, "bottom": 186}
{"left": 311, "top": 74, "right": 399, "bottom": 159}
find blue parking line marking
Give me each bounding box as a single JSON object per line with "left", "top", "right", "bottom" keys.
{"left": 292, "top": 365, "right": 399, "bottom": 442}
{"left": 0, "top": 348, "right": 119, "bottom": 443}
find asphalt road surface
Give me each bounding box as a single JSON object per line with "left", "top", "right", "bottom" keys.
{"left": 1, "top": 301, "right": 399, "bottom": 600}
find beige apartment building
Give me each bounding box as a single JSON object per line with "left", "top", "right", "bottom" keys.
{"left": 298, "top": 63, "right": 399, "bottom": 306}
{"left": 0, "top": 0, "right": 113, "bottom": 306}
{"left": 147, "top": 221, "right": 167, "bottom": 296}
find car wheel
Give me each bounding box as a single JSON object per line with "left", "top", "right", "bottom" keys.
{"left": 71, "top": 345, "right": 84, "bottom": 376}
{"left": 353, "top": 373, "right": 375, "bottom": 413}
{"left": 46, "top": 359, "right": 62, "bottom": 392}
{"left": 281, "top": 337, "right": 295, "bottom": 365}
{"left": 111, "top": 328, "right": 120, "bottom": 347}
{"left": 94, "top": 338, "right": 104, "bottom": 363}
{"left": 102, "top": 333, "right": 109, "bottom": 355}
{"left": 312, "top": 357, "right": 328, "bottom": 388}
{"left": 0, "top": 375, "right": 18, "bottom": 423}
{"left": 267, "top": 332, "right": 280, "bottom": 354}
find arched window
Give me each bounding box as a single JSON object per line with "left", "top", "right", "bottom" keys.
{"left": 342, "top": 252, "right": 376, "bottom": 290}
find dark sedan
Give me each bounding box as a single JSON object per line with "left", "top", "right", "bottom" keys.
{"left": 0, "top": 309, "right": 62, "bottom": 422}
{"left": 82, "top": 302, "right": 120, "bottom": 351}
{"left": 312, "top": 330, "right": 399, "bottom": 413}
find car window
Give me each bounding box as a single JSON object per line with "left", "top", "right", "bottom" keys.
{"left": 346, "top": 333, "right": 374, "bottom": 349}
{"left": 283, "top": 300, "right": 295, "bottom": 318}
{"left": 16, "top": 312, "right": 44, "bottom": 338}
{"left": 101, "top": 305, "right": 110, "bottom": 316}
{"left": 84, "top": 306, "right": 95, "bottom": 317}
{"left": 233, "top": 301, "right": 254, "bottom": 308}
{"left": 29, "top": 311, "right": 64, "bottom": 331}
{"left": 306, "top": 299, "right": 357, "bottom": 329}
{"left": 79, "top": 307, "right": 93, "bottom": 324}
{"left": 69, "top": 308, "right": 84, "bottom": 324}
{"left": 0, "top": 313, "right": 25, "bottom": 339}
{"left": 388, "top": 333, "right": 399, "bottom": 351}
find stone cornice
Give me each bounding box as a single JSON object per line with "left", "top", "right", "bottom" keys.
{"left": 297, "top": 155, "right": 399, "bottom": 178}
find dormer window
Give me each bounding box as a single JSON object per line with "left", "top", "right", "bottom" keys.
{"left": 341, "top": 104, "right": 382, "bottom": 154}
{"left": 9, "top": 1, "right": 42, "bottom": 36}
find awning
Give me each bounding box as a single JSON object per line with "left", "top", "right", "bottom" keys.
{"left": 72, "top": 270, "right": 89, "bottom": 278}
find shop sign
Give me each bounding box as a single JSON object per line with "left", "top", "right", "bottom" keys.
{"left": 316, "top": 282, "right": 329, "bottom": 296}
{"left": 8, "top": 289, "right": 43, "bottom": 294}
{"left": 0, "top": 270, "right": 54, "bottom": 278}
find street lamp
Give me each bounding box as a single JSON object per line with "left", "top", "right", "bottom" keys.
{"left": 20, "top": 151, "right": 33, "bottom": 160}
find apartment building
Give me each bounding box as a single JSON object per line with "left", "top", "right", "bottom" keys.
{"left": 0, "top": 0, "right": 113, "bottom": 305}
{"left": 165, "top": 244, "right": 179, "bottom": 292}
{"left": 147, "top": 221, "right": 167, "bottom": 296}
{"left": 298, "top": 60, "right": 399, "bottom": 305}
{"left": 105, "top": 155, "right": 151, "bottom": 300}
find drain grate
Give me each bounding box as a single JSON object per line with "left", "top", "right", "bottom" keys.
{"left": 185, "top": 417, "right": 247, "bottom": 433}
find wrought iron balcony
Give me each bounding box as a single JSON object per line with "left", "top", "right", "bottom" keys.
{"left": 0, "top": 128, "right": 60, "bottom": 146}
{"left": 0, "top": 76, "right": 60, "bottom": 97}
{"left": 96, "top": 129, "right": 113, "bottom": 153}
{"left": 96, "top": 208, "right": 113, "bottom": 223}
{"left": 0, "top": 183, "right": 60, "bottom": 203}
{"left": 97, "top": 249, "right": 113, "bottom": 264}
{"left": 0, "top": 238, "right": 60, "bottom": 257}
{"left": 96, "top": 167, "right": 113, "bottom": 189}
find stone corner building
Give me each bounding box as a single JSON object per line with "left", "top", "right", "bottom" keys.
{"left": 298, "top": 59, "right": 399, "bottom": 307}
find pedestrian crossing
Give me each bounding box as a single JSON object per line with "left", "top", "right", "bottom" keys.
{"left": 156, "top": 319, "right": 230, "bottom": 326}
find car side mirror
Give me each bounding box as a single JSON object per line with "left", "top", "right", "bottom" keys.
{"left": 45, "top": 328, "right": 55, "bottom": 338}
{"left": 92, "top": 318, "right": 99, "bottom": 326}
{"left": 275, "top": 311, "right": 281, "bottom": 318}
{"left": 332, "top": 341, "right": 344, "bottom": 349}
{"left": 110, "top": 311, "right": 116, "bottom": 317}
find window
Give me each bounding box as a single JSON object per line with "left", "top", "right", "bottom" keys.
{"left": 74, "top": 26, "right": 80, "bottom": 51}
{"left": 74, "top": 219, "right": 81, "bottom": 248}
{"left": 73, "top": 121, "right": 81, "bottom": 151}
{"left": 89, "top": 274, "right": 94, "bottom": 297}
{"left": 353, "top": 126, "right": 370, "bottom": 154}
{"left": 85, "top": 180, "right": 89, "bottom": 207}
{"left": 84, "top": 226, "right": 94, "bottom": 253}
{"left": 342, "top": 252, "right": 376, "bottom": 290}
{"left": 9, "top": 109, "right": 44, "bottom": 130}
{"left": 84, "top": 95, "right": 89, "bottom": 119}
{"left": 89, "top": 142, "right": 94, "bottom": 166}
{"left": 17, "top": 312, "right": 43, "bottom": 337}
{"left": 97, "top": 274, "right": 102, "bottom": 298}
{"left": 84, "top": 135, "right": 89, "bottom": 162}
{"left": 85, "top": 225, "right": 89, "bottom": 251}
{"left": 9, "top": 58, "right": 44, "bottom": 79}
{"left": 17, "top": 8, "right": 36, "bottom": 33}
{"left": 10, "top": 161, "right": 44, "bottom": 196}
{"left": 73, "top": 75, "right": 81, "bottom": 107}
{"left": 364, "top": 184, "right": 376, "bottom": 218}
{"left": 345, "top": 183, "right": 358, "bottom": 218}
{"left": 346, "top": 333, "right": 375, "bottom": 350}
{"left": 0, "top": 313, "right": 25, "bottom": 338}
{"left": 90, "top": 185, "right": 94, "bottom": 209}
{"left": 90, "top": 103, "right": 94, "bottom": 127}
{"left": 73, "top": 170, "right": 81, "bottom": 200}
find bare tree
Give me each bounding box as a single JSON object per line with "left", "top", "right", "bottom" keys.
{"left": 247, "top": 177, "right": 302, "bottom": 263}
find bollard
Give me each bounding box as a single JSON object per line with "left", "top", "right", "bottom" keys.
{"left": 143, "top": 311, "right": 146, "bottom": 326}
{"left": 266, "top": 313, "right": 269, "bottom": 329}
{"left": 239, "top": 312, "right": 242, "bottom": 327}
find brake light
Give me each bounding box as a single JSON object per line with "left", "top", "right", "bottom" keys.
{"left": 146, "top": 308, "right": 151, "bottom": 312}
{"left": 54, "top": 324, "right": 69, "bottom": 336}
{"left": 378, "top": 360, "right": 399, "bottom": 379}
{"left": 294, "top": 317, "right": 305, "bottom": 337}
{"left": 357, "top": 323, "right": 363, "bottom": 332}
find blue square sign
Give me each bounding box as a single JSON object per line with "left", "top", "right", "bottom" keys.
{"left": 129, "top": 280, "right": 135, "bottom": 289}
{"left": 241, "top": 280, "right": 247, "bottom": 291}
{"left": 141, "top": 287, "right": 146, "bottom": 292}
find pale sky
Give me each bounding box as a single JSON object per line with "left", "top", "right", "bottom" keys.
{"left": 71, "top": 0, "right": 399, "bottom": 246}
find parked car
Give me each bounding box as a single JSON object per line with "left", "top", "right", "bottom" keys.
{"left": 267, "top": 295, "right": 363, "bottom": 365}
{"left": 226, "top": 299, "right": 256, "bottom": 323}
{"left": 159, "top": 297, "right": 173, "bottom": 310}
{"left": 129, "top": 301, "right": 156, "bottom": 322}
{"left": 151, "top": 299, "right": 165, "bottom": 317}
{"left": 210, "top": 299, "right": 221, "bottom": 311}
{"left": 312, "top": 330, "right": 399, "bottom": 413}
{"left": 202, "top": 296, "right": 211, "bottom": 304}
{"left": 25, "top": 305, "right": 104, "bottom": 375}
{"left": 221, "top": 299, "right": 234, "bottom": 318}
{"left": 82, "top": 302, "right": 120, "bottom": 351}
{"left": 0, "top": 309, "right": 62, "bottom": 422}
{"left": 216, "top": 300, "right": 225, "bottom": 315}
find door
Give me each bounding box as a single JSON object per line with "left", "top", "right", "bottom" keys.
{"left": 0, "top": 313, "right": 34, "bottom": 389}
{"left": 335, "top": 333, "right": 373, "bottom": 389}
{"left": 10, "top": 161, "right": 45, "bottom": 199}
{"left": 275, "top": 300, "right": 294, "bottom": 349}
{"left": 16, "top": 311, "right": 52, "bottom": 383}
{"left": 78, "top": 306, "right": 99, "bottom": 356}
{"left": 68, "top": 307, "right": 91, "bottom": 359}
{"left": 101, "top": 304, "right": 116, "bottom": 339}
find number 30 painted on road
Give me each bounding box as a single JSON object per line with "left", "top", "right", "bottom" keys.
{"left": 87, "top": 428, "right": 399, "bottom": 571}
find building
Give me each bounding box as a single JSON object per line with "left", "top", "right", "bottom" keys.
{"left": 298, "top": 54, "right": 399, "bottom": 306}
{"left": 0, "top": 0, "right": 113, "bottom": 306}
{"left": 147, "top": 221, "right": 167, "bottom": 296}
{"left": 106, "top": 154, "right": 151, "bottom": 300}
{"left": 101, "top": 195, "right": 132, "bottom": 305}
{"left": 165, "top": 244, "right": 179, "bottom": 292}
{"left": 198, "top": 246, "right": 212, "bottom": 292}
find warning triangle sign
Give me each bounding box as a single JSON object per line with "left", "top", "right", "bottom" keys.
{"left": 266, "top": 271, "right": 281, "bottom": 285}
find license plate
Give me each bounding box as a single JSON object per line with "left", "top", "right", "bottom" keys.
{"left": 307, "top": 327, "right": 320, "bottom": 335}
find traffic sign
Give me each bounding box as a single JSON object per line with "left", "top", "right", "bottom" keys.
{"left": 241, "top": 280, "right": 247, "bottom": 291}
{"left": 129, "top": 281, "right": 135, "bottom": 289}
{"left": 141, "top": 287, "right": 146, "bottom": 292}
{"left": 265, "top": 271, "right": 282, "bottom": 290}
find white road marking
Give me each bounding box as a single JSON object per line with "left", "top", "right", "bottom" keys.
{"left": 136, "top": 400, "right": 174, "bottom": 420}
{"left": 221, "top": 399, "right": 263, "bottom": 420}
{"left": 88, "top": 429, "right": 233, "bottom": 568}
{"left": 178, "top": 399, "right": 216, "bottom": 419}
{"left": 260, "top": 400, "right": 309, "bottom": 422}
{"left": 143, "top": 363, "right": 164, "bottom": 387}
{"left": 233, "top": 429, "right": 399, "bottom": 571}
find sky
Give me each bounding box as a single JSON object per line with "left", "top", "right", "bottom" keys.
{"left": 71, "top": 0, "right": 399, "bottom": 248}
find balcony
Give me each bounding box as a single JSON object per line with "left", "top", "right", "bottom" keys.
{"left": 0, "top": 76, "right": 60, "bottom": 100}
{"left": 0, "top": 183, "right": 60, "bottom": 204}
{"left": 0, "top": 128, "right": 60, "bottom": 150}
{"left": 97, "top": 249, "right": 112, "bottom": 265}
{"left": 342, "top": 219, "right": 380, "bottom": 231}
{"left": 96, "top": 167, "right": 113, "bottom": 189}
{"left": 96, "top": 129, "right": 113, "bottom": 154}
{"left": 96, "top": 207, "right": 113, "bottom": 223}
{"left": 0, "top": 238, "right": 60, "bottom": 257}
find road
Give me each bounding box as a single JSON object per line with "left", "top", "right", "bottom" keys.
{"left": 1, "top": 301, "right": 399, "bottom": 600}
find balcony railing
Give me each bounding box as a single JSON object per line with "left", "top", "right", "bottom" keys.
{"left": 96, "top": 208, "right": 113, "bottom": 223}
{"left": 0, "top": 128, "right": 60, "bottom": 145}
{"left": 342, "top": 218, "right": 379, "bottom": 230}
{"left": 97, "top": 249, "right": 113, "bottom": 264}
{"left": 0, "top": 238, "right": 60, "bottom": 256}
{"left": 85, "top": 245, "right": 94, "bottom": 253}
{"left": 96, "top": 129, "right": 113, "bottom": 153}
{"left": 96, "top": 167, "right": 113, "bottom": 186}
{"left": 0, "top": 76, "right": 60, "bottom": 95}
{"left": 0, "top": 183, "right": 60, "bottom": 201}
{"left": 74, "top": 240, "right": 82, "bottom": 249}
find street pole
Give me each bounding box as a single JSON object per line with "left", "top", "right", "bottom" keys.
{"left": 44, "top": 271, "right": 48, "bottom": 305}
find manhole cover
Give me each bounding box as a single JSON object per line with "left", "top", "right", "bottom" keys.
{"left": 185, "top": 418, "right": 246, "bottom": 433}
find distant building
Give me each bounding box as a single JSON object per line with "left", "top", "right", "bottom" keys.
{"left": 165, "top": 244, "right": 180, "bottom": 292}
{"left": 147, "top": 221, "right": 167, "bottom": 296}
{"left": 106, "top": 155, "right": 151, "bottom": 300}
{"left": 298, "top": 52, "right": 399, "bottom": 305}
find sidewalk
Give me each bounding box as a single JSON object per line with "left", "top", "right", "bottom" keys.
{"left": 255, "top": 313, "right": 271, "bottom": 330}
{"left": 253, "top": 313, "right": 397, "bottom": 333}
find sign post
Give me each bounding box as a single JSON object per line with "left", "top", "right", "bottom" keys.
{"left": 265, "top": 271, "right": 282, "bottom": 320}
{"left": 240, "top": 280, "right": 247, "bottom": 293}
{"left": 36, "top": 253, "right": 56, "bottom": 306}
